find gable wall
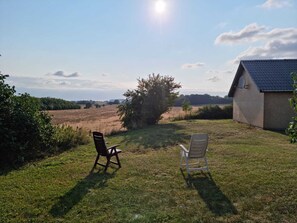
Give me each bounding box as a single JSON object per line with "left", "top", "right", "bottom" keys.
{"left": 233, "top": 70, "right": 264, "bottom": 128}
{"left": 264, "top": 92, "right": 295, "bottom": 130}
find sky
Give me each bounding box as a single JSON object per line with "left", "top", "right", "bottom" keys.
{"left": 1, "top": 0, "right": 297, "bottom": 101}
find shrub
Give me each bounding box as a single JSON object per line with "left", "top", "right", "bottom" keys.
{"left": 172, "top": 105, "right": 233, "bottom": 121}
{"left": 118, "top": 74, "right": 181, "bottom": 129}
{"left": 53, "top": 125, "right": 90, "bottom": 152}
{"left": 196, "top": 105, "right": 233, "bottom": 119}
{"left": 0, "top": 74, "right": 89, "bottom": 168}
{"left": 286, "top": 72, "right": 297, "bottom": 143}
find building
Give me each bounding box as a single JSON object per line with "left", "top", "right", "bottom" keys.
{"left": 228, "top": 59, "right": 297, "bottom": 130}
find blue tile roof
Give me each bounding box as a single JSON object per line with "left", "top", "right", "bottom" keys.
{"left": 228, "top": 59, "right": 297, "bottom": 97}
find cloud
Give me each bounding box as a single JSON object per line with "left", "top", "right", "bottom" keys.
{"left": 215, "top": 24, "right": 297, "bottom": 45}
{"left": 232, "top": 39, "right": 297, "bottom": 63}
{"left": 50, "top": 71, "right": 79, "bottom": 78}
{"left": 215, "top": 23, "right": 267, "bottom": 45}
{"left": 259, "top": 0, "right": 292, "bottom": 9}
{"left": 208, "top": 76, "right": 220, "bottom": 82}
{"left": 7, "top": 75, "right": 123, "bottom": 91}
{"left": 181, "top": 62, "right": 205, "bottom": 69}
{"left": 215, "top": 23, "right": 297, "bottom": 63}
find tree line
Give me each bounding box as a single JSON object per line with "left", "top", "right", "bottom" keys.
{"left": 39, "top": 97, "right": 80, "bottom": 110}
{"left": 175, "top": 94, "right": 232, "bottom": 106}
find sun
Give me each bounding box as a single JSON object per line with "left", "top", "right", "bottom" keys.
{"left": 155, "top": 0, "right": 166, "bottom": 14}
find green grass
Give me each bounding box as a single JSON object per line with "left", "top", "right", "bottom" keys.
{"left": 1, "top": 120, "right": 297, "bottom": 222}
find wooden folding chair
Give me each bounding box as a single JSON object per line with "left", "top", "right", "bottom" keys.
{"left": 92, "top": 132, "right": 122, "bottom": 172}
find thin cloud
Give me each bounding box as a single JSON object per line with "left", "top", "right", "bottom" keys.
{"left": 215, "top": 23, "right": 266, "bottom": 45}
{"left": 215, "top": 23, "right": 297, "bottom": 63}
{"left": 208, "top": 76, "right": 220, "bottom": 82}
{"left": 259, "top": 0, "right": 292, "bottom": 9}
{"left": 215, "top": 24, "right": 297, "bottom": 45}
{"left": 181, "top": 62, "right": 205, "bottom": 69}
{"left": 50, "top": 71, "right": 79, "bottom": 78}
{"left": 232, "top": 39, "right": 297, "bottom": 63}
{"left": 7, "top": 75, "right": 121, "bottom": 91}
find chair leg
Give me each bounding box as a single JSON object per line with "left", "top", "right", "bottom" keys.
{"left": 204, "top": 157, "right": 209, "bottom": 172}
{"left": 104, "top": 157, "right": 110, "bottom": 172}
{"left": 93, "top": 154, "right": 100, "bottom": 169}
{"left": 115, "top": 153, "right": 121, "bottom": 168}
{"left": 180, "top": 152, "right": 184, "bottom": 168}
{"left": 185, "top": 158, "right": 190, "bottom": 174}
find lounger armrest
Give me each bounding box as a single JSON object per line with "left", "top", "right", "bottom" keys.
{"left": 179, "top": 144, "right": 189, "bottom": 153}
{"left": 108, "top": 144, "right": 120, "bottom": 150}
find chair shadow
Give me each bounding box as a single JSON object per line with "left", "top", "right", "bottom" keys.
{"left": 49, "top": 168, "right": 116, "bottom": 217}
{"left": 181, "top": 170, "right": 237, "bottom": 216}
{"left": 119, "top": 123, "right": 189, "bottom": 149}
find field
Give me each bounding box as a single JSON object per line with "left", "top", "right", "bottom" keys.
{"left": 48, "top": 105, "right": 196, "bottom": 134}
{"left": 1, "top": 117, "right": 297, "bottom": 222}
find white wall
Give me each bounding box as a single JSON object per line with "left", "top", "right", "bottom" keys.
{"left": 233, "top": 70, "right": 264, "bottom": 128}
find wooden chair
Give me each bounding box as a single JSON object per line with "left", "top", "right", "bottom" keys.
{"left": 93, "top": 132, "right": 122, "bottom": 172}
{"left": 180, "top": 133, "right": 209, "bottom": 174}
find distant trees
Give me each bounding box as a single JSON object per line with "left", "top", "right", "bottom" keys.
{"left": 175, "top": 94, "right": 232, "bottom": 106}
{"left": 39, "top": 97, "right": 80, "bottom": 110}
{"left": 287, "top": 72, "right": 297, "bottom": 143}
{"left": 118, "top": 74, "right": 181, "bottom": 129}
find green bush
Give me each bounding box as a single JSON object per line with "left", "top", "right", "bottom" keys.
{"left": 0, "top": 74, "right": 89, "bottom": 168}
{"left": 286, "top": 72, "right": 297, "bottom": 143}
{"left": 53, "top": 125, "right": 90, "bottom": 151}
{"left": 172, "top": 105, "right": 233, "bottom": 121}
{"left": 118, "top": 74, "right": 181, "bottom": 129}
{"left": 196, "top": 105, "right": 233, "bottom": 119}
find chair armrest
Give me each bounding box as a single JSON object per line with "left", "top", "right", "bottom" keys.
{"left": 108, "top": 144, "right": 120, "bottom": 150}
{"left": 179, "top": 144, "right": 189, "bottom": 153}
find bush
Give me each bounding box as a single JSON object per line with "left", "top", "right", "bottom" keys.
{"left": 172, "top": 105, "right": 233, "bottom": 121}
{"left": 53, "top": 125, "right": 90, "bottom": 152}
{"left": 196, "top": 105, "right": 233, "bottom": 119}
{"left": 286, "top": 72, "right": 297, "bottom": 143}
{"left": 0, "top": 74, "right": 89, "bottom": 169}
{"left": 118, "top": 74, "right": 181, "bottom": 129}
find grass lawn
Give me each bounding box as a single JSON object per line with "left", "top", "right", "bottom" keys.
{"left": 1, "top": 120, "right": 297, "bottom": 223}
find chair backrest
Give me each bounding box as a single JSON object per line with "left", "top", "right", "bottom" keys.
{"left": 188, "top": 133, "right": 208, "bottom": 158}
{"left": 93, "top": 132, "right": 108, "bottom": 156}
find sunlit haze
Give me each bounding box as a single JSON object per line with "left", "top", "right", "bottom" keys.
{"left": 155, "top": 0, "right": 166, "bottom": 14}
{"left": 0, "top": 0, "right": 296, "bottom": 101}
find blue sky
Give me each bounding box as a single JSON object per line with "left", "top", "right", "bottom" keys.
{"left": 1, "top": 0, "right": 297, "bottom": 100}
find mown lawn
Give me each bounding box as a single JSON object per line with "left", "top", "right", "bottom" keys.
{"left": 1, "top": 120, "right": 297, "bottom": 223}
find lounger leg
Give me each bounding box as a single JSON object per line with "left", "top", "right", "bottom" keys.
{"left": 104, "top": 157, "right": 110, "bottom": 172}
{"left": 204, "top": 157, "right": 209, "bottom": 172}
{"left": 93, "top": 154, "right": 100, "bottom": 168}
{"left": 115, "top": 153, "right": 121, "bottom": 168}
{"left": 180, "top": 152, "right": 184, "bottom": 168}
{"left": 185, "top": 158, "right": 190, "bottom": 174}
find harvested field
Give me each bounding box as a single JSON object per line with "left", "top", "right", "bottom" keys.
{"left": 48, "top": 105, "right": 201, "bottom": 134}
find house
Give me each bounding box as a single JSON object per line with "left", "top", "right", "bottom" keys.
{"left": 228, "top": 59, "right": 297, "bottom": 130}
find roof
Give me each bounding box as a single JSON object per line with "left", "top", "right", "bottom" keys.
{"left": 228, "top": 59, "right": 297, "bottom": 97}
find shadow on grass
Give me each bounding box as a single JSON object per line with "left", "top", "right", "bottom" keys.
{"left": 119, "top": 123, "right": 189, "bottom": 149}
{"left": 49, "top": 168, "right": 116, "bottom": 217}
{"left": 181, "top": 170, "right": 237, "bottom": 216}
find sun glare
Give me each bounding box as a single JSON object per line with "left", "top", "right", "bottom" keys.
{"left": 155, "top": 0, "right": 166, "bottom": 14}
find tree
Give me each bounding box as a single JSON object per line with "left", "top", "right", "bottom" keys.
{"left": 182, "top": 99, "right": 192, "bottom": 114}
{"left": 118, "top": 74, "right": 181, "bottom": 129}
{"left": 287, "top": 72, "right": 297, "bottom": 143}
{"left": 84, "top": 102, "right": 92, "bottom": 109}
